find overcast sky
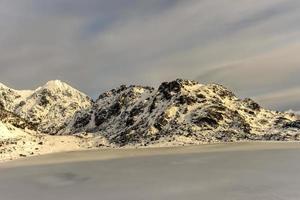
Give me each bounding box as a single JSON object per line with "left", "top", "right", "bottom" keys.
{"left": 0, "top": 0, "right": 299, "bottom": 111}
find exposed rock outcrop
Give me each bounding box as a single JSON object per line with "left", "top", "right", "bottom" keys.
{"left": 64, "top": 79, "right": 300, "bottom": 146}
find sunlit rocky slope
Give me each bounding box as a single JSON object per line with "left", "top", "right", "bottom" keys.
{"left": 65, "top": 79, "right": 300, "bottom": 146}
{"left": 0, "top": 79, "right": 299, "bottom": 157}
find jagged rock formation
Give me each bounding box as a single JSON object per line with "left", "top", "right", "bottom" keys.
{"left": 0, "top": 81, "right": 92, "bottom": 134}
{"left": 64, "top": 79, "right": 300, "bottom": 146}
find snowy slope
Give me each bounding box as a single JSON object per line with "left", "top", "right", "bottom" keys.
{"left": 0, "top": 121, "right": 33, "bottom": 141}
{"left": 0, "top": 122, "right": 17, "bottom": 139}
{"left": 0, "top": 105, "right": 35, "bottom": 144}
{"left": 65, "top": 79, "right": 300, "bottom": 146}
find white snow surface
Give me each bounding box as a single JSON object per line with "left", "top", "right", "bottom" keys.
{"left": 0, "top": 122, "right": 16, "bottom": 139}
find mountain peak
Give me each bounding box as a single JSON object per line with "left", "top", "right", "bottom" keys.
{"left": 0, "top": 80, "right": 94, "bottom": 134}
{"left": 158, "top": 79, "right": 200, "bottom": 94}
{"left": 42, "top": 80, "right": 72, "bottom": 90}
{"left": 36, "top": 80, "right": 88, "bottom": 97}
{"left": 159, "top": 79, "right": 199, "bottom": 89}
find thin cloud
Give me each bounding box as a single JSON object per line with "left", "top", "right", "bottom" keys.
{"left": 0, "top": 0, "right": 299, "bottom": 110}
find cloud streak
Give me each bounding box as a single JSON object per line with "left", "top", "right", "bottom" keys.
{"left": 0, "top": 0, "right": 299, "bottom": 110}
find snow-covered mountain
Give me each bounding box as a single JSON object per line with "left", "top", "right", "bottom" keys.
{"left": 65, "top": 79, "right": 300, "bottom": 146}
{"left": 1, "top": 79, "right": 299, "bottom": 147}
{"left": 0, "top": 80, "right": 92, "bottom": 134}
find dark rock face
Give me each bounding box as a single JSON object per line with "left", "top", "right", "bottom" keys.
{"left": 0, "top": 107, "right": 37, "bottom": 131}
{"left": 158, "top": 80, "right": 182, "bottom": 99}
{"left": 191, "top": 107, "right": 224, "bottom": 129}
{"left": 126, "top": 104, "right": 145, "bottom": 126}
{"left": 243, "top": 98, "right": 261, "bottom": 111}
{"left": 193, "top": 116, "right": 219, "bottom": 128}
{"left": 274, "top": 117, "right": 300, "bottom": 129}
{"left": 274, "top": 117, "right": 289, "bottom": 125}
{"left": 94, "top": 102, "right": 122, "bottom": 126}
{"left": 283, "top": 120, "right": 300, "bottom": 129}
{"left": 110, "top": 102, "right": 122, "bottom": 115}
{"left": 73, "top": 112, "right": 91, "bottom": 129}
{"left": 158, "top": 79, "right": 198, "bottom": 100}
{"left": 18, "top": 101, "right": 26, "bottom": 107}
{"left": 95, "top": 109, "right": 108, "bottom": 126}
{"left": 154, "top": 115, "right": 169, "bottom": 131}
{"left": 177, "top": 95, "right": 197, "bottom": 105}
{"left": 39, "top": 95, "right": 50, "bottom": 107}
{"left": 37, "top": 89, "right": 53, "bottom": 107}
{"left": 225, "top": 110, "right": 251, "bottom": 134}
{"left": 149, "top": 97, "right": 157, "bottom": 113}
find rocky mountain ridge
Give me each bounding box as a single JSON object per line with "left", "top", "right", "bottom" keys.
{"left": 1, "top": 79, "right": 300, "bottom": 147}
{"left": 65, "top": 79, "right": 300, "bottom": 146}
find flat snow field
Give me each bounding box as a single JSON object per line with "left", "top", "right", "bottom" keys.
{"left": 1, "top": 142, "right": 300, "bottom": 200}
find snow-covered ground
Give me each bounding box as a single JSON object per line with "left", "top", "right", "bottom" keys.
{"left": 0, "top": 122, "right": 110, "bottom": 162}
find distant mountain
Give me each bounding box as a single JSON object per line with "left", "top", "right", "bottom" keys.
{"left": 64, "top": 79, "right": 300, "bottom": 146}
{"left": 0, "top": 80, "right": 92, "bottom": 134}
{"left": 0, "top": 79, "right": 299, "bottom": 147}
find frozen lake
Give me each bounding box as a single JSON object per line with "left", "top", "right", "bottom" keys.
{"left": 1, "top": 143, "right": 300, "bottom": 200}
